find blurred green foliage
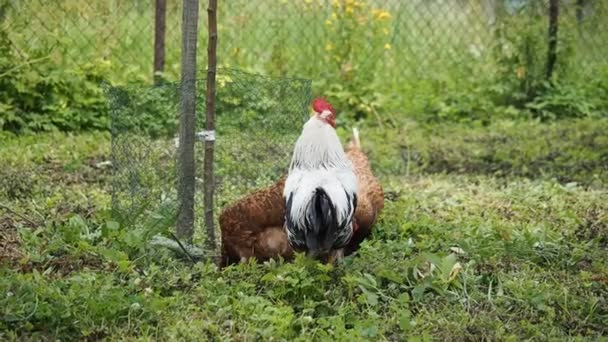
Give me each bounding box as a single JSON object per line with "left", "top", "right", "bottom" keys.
{"left": 2, "top": 0, "right": 608, "bottom": 135}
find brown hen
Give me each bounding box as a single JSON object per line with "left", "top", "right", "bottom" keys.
{"left": 219, "top": 177, "right": 292, "bottom": 267}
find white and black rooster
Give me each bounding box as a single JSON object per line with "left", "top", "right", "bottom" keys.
{"left": 283, "top": 98, "right": 358, "bottom": 264}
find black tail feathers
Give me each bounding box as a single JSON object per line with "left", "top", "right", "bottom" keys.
{"left": 304, "top": 187, "right": 339, "bottom": 253}
{"left": 312, "top": 188, "right": 335, "bottom": 229}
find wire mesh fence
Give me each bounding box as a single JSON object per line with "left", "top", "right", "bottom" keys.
{"left": 4, "top": 0, "right": 606, "bottom": 86}
{"left": 108, "top": 69, "right": 311, "bottom": 242}
{"left": 2, "top": 0, "right": 608, "bottom": 118}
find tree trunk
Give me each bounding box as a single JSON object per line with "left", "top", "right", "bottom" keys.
{"left": 153, "top": 0, "right": 166, "bottom": 84}
{"left": 203, "top": 0, "right": 218, "bottom": 251}
{"left": 546, "top": 0, "right": 559, "bottom": 81}
{"left": 176, "top": 0, "right": 199, "bottom": 242}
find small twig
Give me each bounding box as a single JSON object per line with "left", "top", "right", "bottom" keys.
{"left": 149, "top": 235, "right": 205, "bottom": 260}
{"left": 386, "top": 112, "right": 398, "bottom": 128}
{"left": 407, "top": 147, "right": 411, "bottom": 177}
{"left": 0, "top": 56, "right": 51, "bottom": 78}
{"left": 0, "top": 202, "right": 40, "bottom": 227}
{"left": 30, "top": 207, "right": 45, "bottom": 222}
{"left": 169, "top": 232, "right": 195, "bottom": 263}
{"left": 369, "top": 104, "right": 385, "bottom": 129}
{"left": 22, "top": 295, "right": 39, "bottom": 321}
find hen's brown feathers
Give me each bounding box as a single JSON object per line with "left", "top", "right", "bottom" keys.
{"left": 219, "top": 129, "right": 384, "bottom": 267}
{"left": 344, "top": 130, "right": 384, "bottom": 255}
{"left": 219, "top": 178, "right": 293, "bottom": 266}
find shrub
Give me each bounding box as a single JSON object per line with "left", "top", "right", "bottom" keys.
{"left": 0, "top": 26, "right": 109, "bottom": 133}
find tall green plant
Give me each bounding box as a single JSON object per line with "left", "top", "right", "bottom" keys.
{"left": 319, "top": 0, "right": 394, "bottom": 122}
{"left": 492, "top": 1, "right": 548, "bottom": 106}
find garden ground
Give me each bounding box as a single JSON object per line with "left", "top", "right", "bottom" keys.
{"left": 1, "top": 118, "right": 607, "bottom": 340}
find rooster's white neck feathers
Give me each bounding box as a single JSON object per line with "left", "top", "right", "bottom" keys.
{"left": 288, "top": 115, "right": 349, "bottom": 171}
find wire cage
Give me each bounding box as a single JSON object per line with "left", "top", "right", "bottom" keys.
{"left": 108, "top": 69, "right": 312, "bottom": 241}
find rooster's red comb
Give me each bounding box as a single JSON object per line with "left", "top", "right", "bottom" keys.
{"left": 312, "top": 97, "right": 335, "bottom": 114}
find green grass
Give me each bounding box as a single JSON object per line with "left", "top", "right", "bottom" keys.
{"left": 1, "top": 118, "right": 607, "bottom": 340}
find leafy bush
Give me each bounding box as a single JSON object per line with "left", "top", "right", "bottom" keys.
{"left": 485, "top": 1, "right": 606, "bottom": 121}
{"left": 526, "top": 81, "right": 598, "bottom": 119}
{"left": 108, "top": 83, "right": 179, "bottom": 138}
{"left": 0, "top": 25, "right": 109, "bottom": 133}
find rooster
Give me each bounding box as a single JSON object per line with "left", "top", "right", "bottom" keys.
{"left": 219, "top": 128, "right": 382, "bottom": 267}
{"left": 283, "top": 98, "right": 357, "bottom": 263}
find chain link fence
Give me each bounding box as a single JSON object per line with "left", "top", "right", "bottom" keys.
{"left": 4, "top": 0, "right": 606, "bottom": 85}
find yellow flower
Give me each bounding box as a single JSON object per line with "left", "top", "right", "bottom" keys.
{"left": 516, "top": 66, "right": 526, "bottom": 79}
{"left": 384, "top": 43, "right": 392, "bottom": 50}
{"left": 325, "top": 19, "right": 332, "bottom": 26}
{"left": 372, "top": 9, "right": 391, "bottom": 21}
{"left": 331, "top": 12, "right": 337, "bottom": 20}
{"left": 325, "top": 43, "right": 333, "bottom": 51}
{"left": 356, "top": 15, "right": 367, "bottom": 25}
{"left": 382, "top": 28, "right": 390, "bottom": 35}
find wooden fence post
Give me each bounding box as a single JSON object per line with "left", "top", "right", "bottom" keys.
{"left": 546, "top": 0, "right": 559, "bottom": 81}
{"left": 176, "top": 0, "right": 199, "bottom": 242}
{"left": 203, "top": 0, "right": 218, "bottom": 251}
{"left": 153, "top": 0, "right": 166, "bottom": 84}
